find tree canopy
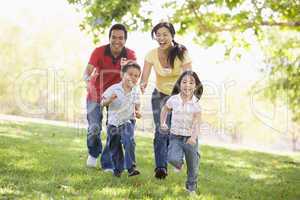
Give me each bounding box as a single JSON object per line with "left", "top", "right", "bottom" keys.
{"left": 67, "top": 0, "right": 300, "bottom": 123}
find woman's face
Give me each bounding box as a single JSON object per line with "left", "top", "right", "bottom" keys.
{"left": 155, "top": 27, "right": 173, "bottom": 50}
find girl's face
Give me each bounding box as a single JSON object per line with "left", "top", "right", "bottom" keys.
{"left": 155, "top": 27, "right": 173, "bottom": 50}
{"left": 180, "top": 74, "right": 196, "bottom": 98}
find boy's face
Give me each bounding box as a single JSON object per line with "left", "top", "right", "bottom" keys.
{"left": 122, "top": 67, "right": 141, "bottom": 88}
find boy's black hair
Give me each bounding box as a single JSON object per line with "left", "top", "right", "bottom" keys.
{"left": 121, "top": 61, "right": 141, "bottom": 74}
{"left": 171, "top": 70, "right": 203, "bottom": 100}
{"left": 151, "top": 22, "right": 187, "bottom": 69}
{"left": 109, "top": 24, "right": 128, "bottom": 40}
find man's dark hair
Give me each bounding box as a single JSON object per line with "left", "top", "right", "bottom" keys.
{"left": 109, "top": 24, "right": 128, "bottom": 40}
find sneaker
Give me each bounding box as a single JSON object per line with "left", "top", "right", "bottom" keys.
{"left": 113, "top": 170, "right": 122, "bottom": 177}
{"left": 128, "top": 168, "right": 140, "bottom": 177}
{"left": 86, "top": 155, "right": 97, "bottom": 168}
{"left": 154, "top": 168, "right": 168, "bottom": 179}
{"left": 103, "top": 168, "right": 114, "bottom": 173}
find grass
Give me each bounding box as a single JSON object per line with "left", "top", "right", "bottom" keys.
{"left": 0, "top": 121, "right": 299, "bottom": 200}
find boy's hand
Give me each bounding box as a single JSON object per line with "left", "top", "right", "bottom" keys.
{"left": 109, "top": 93, "right": 117, "bottom": 103}
{"left": 135, "top": 110, "right": 142, "bottom": 119}
{"left": 186, "top": 137, "right": 197, "bottom": 145}
{"left": 140, "top": 82, "right": 147, "bottom": 94}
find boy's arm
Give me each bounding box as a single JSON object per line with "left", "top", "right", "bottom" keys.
{"left": 101, "top": 93, "right": 117, "bottom": 107}
{"left": 134, "top": 103, "right": 142, "bottom": 119}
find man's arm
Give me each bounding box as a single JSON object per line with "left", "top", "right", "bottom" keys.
{"left": 83, "top": 64, "right": 95, "bottom": 84}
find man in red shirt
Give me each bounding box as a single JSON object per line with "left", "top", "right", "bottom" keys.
{"left": 83, "top": 24, "right": 136, "bottom": 171}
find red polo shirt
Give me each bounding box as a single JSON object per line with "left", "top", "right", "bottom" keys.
{"left": 87, "top": 44, "right": 136, "bottom": 102}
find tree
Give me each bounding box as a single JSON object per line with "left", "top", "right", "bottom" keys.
{"left": 68, "top": 0, "right": 300, "bottom": 149}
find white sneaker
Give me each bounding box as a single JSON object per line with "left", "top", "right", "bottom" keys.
{"left": 103, "top": 168, "right": 114, "bottom": 173}
{"left": 86, "top": 155, "right": 97, "bottom": 168}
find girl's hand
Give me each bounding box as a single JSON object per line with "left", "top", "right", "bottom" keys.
{"left": 160, "top": 123, "right": 169, "bottom": 131}
{"left": 186, "top": 137, "right": 197, "bottom": 145}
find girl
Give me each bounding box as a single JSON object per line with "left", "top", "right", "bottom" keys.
{"left": 140, "top": 22, "right": 192, "bottom": 179}
{"left": 160, "top": 70, "right": 203, "bottom": 194}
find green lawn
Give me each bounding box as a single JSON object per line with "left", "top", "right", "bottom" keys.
{"left": 0, "top": 121, "right": 299, "bottom": 200}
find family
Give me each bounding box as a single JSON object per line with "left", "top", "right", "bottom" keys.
{"left": 82, "top": 22, "right": 203, "bottom": 194}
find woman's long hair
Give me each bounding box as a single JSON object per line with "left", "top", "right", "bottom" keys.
{"left": 171, "top": 70, "right": 203, "bottom": 100}
{"left": 151, "top": 22, "right": 187, "bottom": 68}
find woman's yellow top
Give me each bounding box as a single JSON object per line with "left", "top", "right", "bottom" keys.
{"left": 145, "top": 48, "right": 192, "bottom": 95}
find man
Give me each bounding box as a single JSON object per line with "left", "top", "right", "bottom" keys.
{"left": 83, "top": 24, "right": 136, "bottom": 171}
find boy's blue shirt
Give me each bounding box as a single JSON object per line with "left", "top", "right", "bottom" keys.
{"left": 102, "top": 82, "right": 140, "bottom": 126}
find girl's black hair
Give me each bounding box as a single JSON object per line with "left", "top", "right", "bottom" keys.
{"left": 171, "top": 70, "right": 203, "bottom": 100}
{"left": 151, "top": 22, "right": 187, "bottom": 69}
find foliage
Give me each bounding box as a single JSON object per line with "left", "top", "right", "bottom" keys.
{"left": 67, "top": 0, "right": 300, "bottom": 122}
{"left": 0, "top": 121, "right": 300, "bottom": 199}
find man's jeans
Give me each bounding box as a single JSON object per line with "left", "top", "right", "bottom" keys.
{"left": 86, "top": 100, "right": 112, "bottom": 169}
{"left": 168, "top": 134, "right": 200, "bottom": 191}
{"left": 151, "top": 89, "right": 171, "bottom": 170}
{"left": 107, "top": 120, "right": 136, "bottom": 173}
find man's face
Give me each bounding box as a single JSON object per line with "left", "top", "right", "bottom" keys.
{"left": 109, "top": 29, "right": 126, "bottom": 55}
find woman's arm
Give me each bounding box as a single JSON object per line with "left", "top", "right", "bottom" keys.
{"left": 140, "top": 60, "right": 152, "bottom": 93}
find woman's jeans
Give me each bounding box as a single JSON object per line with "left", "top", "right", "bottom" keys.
{"left": 86, "top": 100, "right": 113, "bottom": 169}
{"left": 168, "top": 134, "right": 200, "bottom": 191}
{"left": 151, "top": 89, "right": 171, "bottom": 170}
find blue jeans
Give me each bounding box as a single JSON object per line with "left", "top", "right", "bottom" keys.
{"left": 168, "top": 134, "right": 200, "bottom": 191}
{"left": 107, "top": 120, "right": 136, "bottom": 173}
{"left": 86, "top": 100, "right": 113, "bottom": 169}
{"left": 151, "top": 89, "right": 171, "bottom": 170}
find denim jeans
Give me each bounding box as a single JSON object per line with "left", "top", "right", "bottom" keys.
{"left": 107, "top": 120, "right": 136, "bottom": 173}
{"left": 168, "top": 134, "right": 200, "bottom": 191}
{"left": 151, "top": 89, "right": 171, "bottom": 170}
{"left": 86, "top": 100, "right": 113, "bottom": 169}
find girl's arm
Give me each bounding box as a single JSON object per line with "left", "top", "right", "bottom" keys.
{"left": 140, "top": 60, "right": 152, "bottom": 93}
{"left": 187, "top": 111, "right": 201, "bottom": 145}
{"left": 160, "top": 105, "right": 172, "bottom": 130}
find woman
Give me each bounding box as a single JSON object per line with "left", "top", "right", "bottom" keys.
{"left": 140, "top": 22, "right": 192, "bottom": 179}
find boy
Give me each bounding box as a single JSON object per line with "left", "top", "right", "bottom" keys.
{"left": 101, "top": 62, "right": 141, "bottom": 177}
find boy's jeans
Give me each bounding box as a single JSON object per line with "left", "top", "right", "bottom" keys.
{"left": 168, "top": 134, "right": 200, "bottom": 191}
{"left": 86, "top": 100, "right": 113, "bottom": 169}
{"left": 107, "top": 120, "right": 136, "bottom": 173}
{"left": 151, "top": 89, "right": 171, "bottom": 170}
